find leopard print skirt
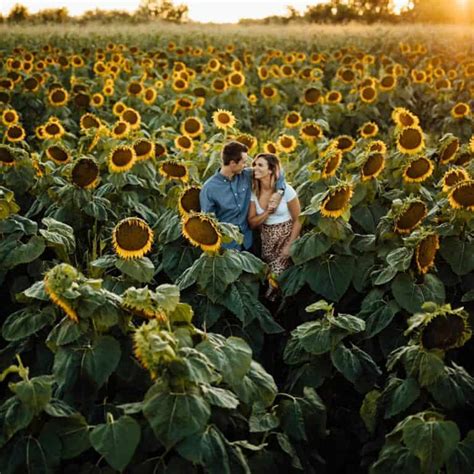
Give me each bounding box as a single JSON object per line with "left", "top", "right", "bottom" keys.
{"left": 260, "top": 219, "right": 293, "bottom": 275}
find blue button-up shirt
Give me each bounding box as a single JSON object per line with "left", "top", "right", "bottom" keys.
{"left": 200, "top": 168, "right": 285, "bottom": 250}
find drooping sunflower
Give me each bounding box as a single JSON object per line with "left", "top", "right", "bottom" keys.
{"left": 394, "top": 200, "right": 427, "bottom": 234}
{"left": 448, "top": 180, "right": 474, "bottom": 211}
{"left": 403, "top": 156, "right": 434, "bottom": 183}
{"left": 359, "top": 85, "right": 377, "bottom": 103}
{"left": 108, "top": 146, "right": 136, "bottom": 173}
{"left": 79, "top": 113, "right": 102, "bottom": 132}
{"left": 392, "top": 107, "right": 420, "bottom": 128}
{"left": 441, "top": 167, "right": 470, "bottom": 192}
{"left": 110, "top": 120, "right": 130, "bottom": 139}
{"left": 212, "top": 109, "right": 236, "bottom": 130}
{"left": 0, "top": 146, "right": 16, "bottom": 167}
{"left": 300, "top": 121, "right": 323, "bottom": 142}
{"left": 43, "top": 120, "right": 65, "bottom": 140}
{"left": 321, "top": 149, "right": 342, "bottom": 179}
{"left": 263, "top": 141, "right": 278, "bottom": 154}
{"left": 334, "top": 135, "right": 356, "bottom": 153}
{"left": 159, "top": 160, "right": 189, "bottom": 182}
{"left": 379, "top": 74, "right": 397, "bottom": 91}
{"left": 174, "top": 135, "right": 194, "bottom": 153}
{"left": 277, "top": 134, "right": 298, "bottom": 153}
{"left": 451, "top": 102, "right": 471, "bottom": 119}
{"left": 284, "top": 111, "right": 302, "bottom": 128}
{"left": 320, "top": 184, "right": 353, "bottom": 218}
{"left": 121, "top": 108, "right": 141, "bottom": 130}
{"left": 122, "top": 287, "right": 167, "bottom": 322}
{"left": 326, "top": 90, "right": 343, "bottom": 104}
{"left": 359, "top": 122, "right": 379, "bottom": 139}
{"left": 48, "top": 87, "right": 68, "bottom": 107}
{"left": 182, "top": 212, "right": 222, "bottom": 253}
{"left": 367, "top": 140, "right": 387, "bottom": 154}
{"left": 133, "top": 139, "right": 155, "bottom": 161}
{"left": 211, "top": 78, "right": 227, "bottom": 94}
{"left": 178, "top": 186, "right": 201, "bottom": 216}
{"left": 112, "top": 217, "right": 154, "bottom": 260}
{"left": 180, "top": 117, "right": 204, "bottom": 138}
{"left": 1, "top": 108, "right": 19, "bottom": 126}
{"left": 71, "top": 157, "right": 100, "bottom": 189}
{"left": 303, "top": 87, "right": 322, "bottom": 105}
{"left": 45, "top": 145, "right": 71, "bottom": 165}
{"left": 361, "top": 153, "right": 385, "bottom": 181}
{"left": 5, "top": 124, "right": 26, "bottom": 143}
{"left": 261, "top": 85, "right": 278, "bottom": 100}
{"left": 415, "top": 233, "right": 439, "bottom": 274}
{"left": 396, "top": 126, "right": 425, "bottom": 155}
{"left": 438, "top": 136, "right": 459, "bottom": 165}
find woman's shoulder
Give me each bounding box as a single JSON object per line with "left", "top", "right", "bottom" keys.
{"left": 284, "top": 184, "right": 297, "bottom": 200}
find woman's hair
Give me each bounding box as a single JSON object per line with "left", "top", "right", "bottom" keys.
{"left": 252, "top": 153, "right": 281, "bottom": 198}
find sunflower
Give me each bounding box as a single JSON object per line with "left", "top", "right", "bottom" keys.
{"left": 277, "top": 134, "right": 298, "bottom": 153}
{"left": 71, "top": 157, "right": 100, "bottom": 189}
{"left": 379, "top": 75, "right": 397, "bottom": 91}
{"left": 91, "top": 93, "right": 105, "bottom": 108}
{"left": 403, "top": 157, "right": 434, "bottom": 183}
{"left": 178, "top": 186, "right": 201, "bottom": 216}
{"left": 159, "top": 160, "right": 188, "bottom": 182}
{"left": 5, "top": 124, "right": 26, "bottom": 143}
{"left": 361, "top": 153, "right": 385, "bottom": 181}
{"left": 359, "top": 85, "right": 377, "bottom": 103}
{"left": 334, "top": 135, "right": 355, "bottom": 153}
{"left": 213, "top": 109, "right": 236, "bottom": 130}
{"left": 235, "top": 133, "right": 257, "bottom": 153}
{"left": 438, "top": 136, "right": 459, "bottom": 165}
{"left": 180, "top": 117, "right": 204, "bottom": 138}
{"left": 411, "top": 69, "right": 427, "bottom": 83}
{"left": 208, "top": 58, "right": 220, "bottom": 72}
{"left": 45, "top": 145, "right": 71, "bottom": 165}
{"left": 303, "top": 87, "right": 321, "bottom": 105}
{"left": 326, "top": 90, "right": 343, "bottom": 104}
{"left": 211, "top": 78, "right": 227, "bottom": 94}
{"left": 394, "top": 200, "right": 427, "bottom": 234}
{"left": 110, "top": 120, "right": 130, "bottom": 139}
{"left": 108, "top": 146, "right": 136, "bottom": 173}
{"left": 112, "top": 101, "right": 127, "bottom": 116}
{"left": 1, "top": 109, "right": 19, "bottom": 126}
{"left": 121, "top": 108, "right": 141, "bottom": 130}
{"left": 397, "top": 126, "right": 424, "bottom": 155}
{"left": 300, "top": 121, "right": 323, "bottom": 142}
{"left": 263, "top": 141, "right": 278, "bottom": 154}
{"left": 172, "top": 78, "right": 188, "bottom": 93}
{"left": 448, "top": 180, "right": 474, "bottom": 211}
{"left": 112, "top": 217, "right": 154, "bottom": 260}
{"left": 44, "top": 120, "right": 65, "bottom": 140}
{"left": 122, "top": 287, "right": 167, "bottom": 322}
{"left": 133, "top": 139, "right": 155, "bottom": 161}
{"left": 261, "top": 85, "right": 278, "bottom": 100}
{"left": 175, "top": 135, "right": 194, "bottom": 153}
{"left": 48, "top": 87, "right": 68, "bottom": 107}
{"left": 392, "top": 107, "right": 420, "bottom": 128}
{"left": 127, "top": 81, "right": 143, "bottom": 97}
{"left": 367, "top": 140, "right": 387, "bottom": 155}
{"left": 228, "top": 71, "right": 245, "bottom": 88}
{"left": 415, "top": 233, "right": 439, "bottom": 274}
{"left": 337, "top": 67, "right": 356, "bottom": 84}
{"left": 155, "top": 142, "right": 167, "bottom": 159}
{"left": 441, "top": 167, "right": 469, "bottom": 192}
{"left": 284, "top": 111, "right": 302, "bottom": 128}
{"left": 44, "top": 264, "right": 79, "bottom": 323}
{"left": 79, "top": 113, "right": 102, "bottom": 132}
{"left": 321, "top": 149, "right": 342, "bottom": 179}
{"left": 182, "top": 213, "right": 222, "bottom": 253}
{"left": 143, "top": 87, "right": 157, "bottom": 105}
{"left": 451, "top": 102, "right": 470, "bottom": 119}
{"left": 0, "top": 146, "right": 16, "bottom": 167}
{"left": 359, "top": 122, "right": 379, "bottom": 138}
{"left": 320, "top": 184, "right": 353, "bottom": 218}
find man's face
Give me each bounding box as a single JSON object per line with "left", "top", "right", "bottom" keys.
{"left": 231, "top": 152, "right": 249, "bottom": 175}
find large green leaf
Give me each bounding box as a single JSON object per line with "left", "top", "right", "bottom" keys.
{"left": 440, "top": 237, "right": 474, "bottom": 276}
{"left": 115, "top": 257, "right": 154, "bottom": 283}
{"left": 89, "top": 415, "right": 141, "bottom": 472}
{"left": 402, "top": 416, "right": 460, "bottom": 473}
{"left": 1, "top": 235, "right": 45, "bottom": 269}
{"left": 10, "top": 376, "right": 52, "bottom": 415}
{"left": 45, "top": 416, "right": 91, "bottom": 459}
{"left": 290, "top": 231, "right": 332, "bottom": 265}
{"left": 391, "top": 273, "right": 445, "bottom": 314}
{"left": 278, "top": 398, "right": 307, "bottom": 441}
{"left": 81, "top": 335, "right": 121, "bottom": 388}
{"left": 279, "top": 264, "right": 307, "bottom": 297}
{"left": 143, "top": 386, "right": 211, "bottom": 448}
{"left": 40, "top": 217, "right": 76, "bottom": 254}
{"left": 2, "top": 306, "right": 55, "bottom": 341}
{"left": 383, "top": 377, "right": 420, "bottom": 419}
{"left": 0, "top": 397, "right": 35, "bottom": 447}
{"left": 446, "top": 431, "right": 474, "bottom": 474}
{"left": 306, "top": 255, "right": 355, "bottom": 302}
{"left": 201, "top": 386, "right": 239, "bottom": 410}
{"left": 359, "top": 299, "right": 400, "bottom": 339}
{"left": 232, "top": 361, "right": 277, "bottom": 407}
{"left": 370, "top": 445, "right": 420, "bottom": 474}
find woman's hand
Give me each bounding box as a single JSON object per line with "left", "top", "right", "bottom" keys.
{"left": 281, "top": 244, "right": 291, "bottom": 257}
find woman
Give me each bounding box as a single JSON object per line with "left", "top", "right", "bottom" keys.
{"left": 248, "top": 153, "right": 301, "bottom": 299}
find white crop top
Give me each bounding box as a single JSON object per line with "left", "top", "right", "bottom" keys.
{"left": 250, "top": 184, "right": 297, "bottom": 225}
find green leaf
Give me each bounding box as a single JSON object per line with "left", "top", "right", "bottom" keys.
{"left": 446, "top": 431, "right": 474, "bottom": 474}
{"left": 352, "top": 202, "right": 387, "bottom": 233}
{"left": 386, "top": 247, "right": 414, "bottom": 271}
{"left": 81, "top": 335, "right": 121, "bottom": 388}
{"left": 402, "top": 416, "right": 460, "bottom": 473}
{"left": 278, "top": 398, "right": 307, "bottom": 441}
{"left": 360, "top": 390, "right": 381, "bottom": 434}
{"left": 249, "top": 403, "right": 280, "bottom": 433}
{"left": 10, "top": 376, "right": 52, "bottom": 415}
{"left": 359, "top": 300, "right": 400, "bottom": 339}
{"left": 2, "top": 306, "right": 55, "bottom": 341}
{"left": 44, "top": 399, "right": 77, "bottom": 418}
{"left": 154, "top": 284, "right": 180, "bottom": 312}
{"left": 201, "top": 386, "right": 239, "bottom": 410}
{"left": 440, "top": 237, "right": 474, "bottom": 276}
{"left": 290, "top": 231, "right": 332, "bottom": 265}
{"left": 90, "top": 415, "right": 141, "bottom": 472}
{"left": 20, "top": 280, "right": 48, "bottom": 301}
{"left": 46, "top": 416, "right": 91, "bottom": 459}
{"left": 168, "top": 302, "right": 194, "bottom": 324}
{"left": 0, "top": 397, "right": 34, "bottom": 447}
{"left": 161, "top": 243, "right": 199, "bottom": 280}
{"left": 418, "top": 351, "right": 445, "bottom": 387}
{"left": 1, "top": 235, "right": 45, "bottom": 269}
{"left": 47, "top": 318, "right": 86, "bottom": 349}
{"left": 232, "top": 361, "right": 277, "bottom": 407}
{"left": 115, "top": 257, "right": 154, "bottom": 283}
{"left": 306, "top": 255, "right": 355, "bottom": 302}
{"left": 178, "top": 347, "right": 217, "bottom": 384}
{"left": 279, "top": 264, "right": 306, "bottom": 297}
{"left": 391, "top": 273, "right": 445, "bottom": 314}
{"left": 370, "top": 445, "right": 420, "bottom": 474}
{"left": 40, "top": 217, "right": 76, "bottom": 254}
{"left": 328, "top": 313, "right": 365, "bottom": 334}
{"left": 143, "top": 387, "right": 211, "bottom": 448}
{"left": 53, "top": 347, "right": 80, "bottom": 394}
{"left": 383, "top": 378, "right": 420, "bottom": 419}
{"left": 276, "top": 433, "right": 303, "bottom": 470}
{"left": 373, "top": 265, "right": 399, "bottom": 286}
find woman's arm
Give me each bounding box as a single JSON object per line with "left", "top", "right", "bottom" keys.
{"left": 248, "top": 201, "right": 273, "bottom": 229}
{"left": 281, "top": 197, "right": 302, "bottom": 257}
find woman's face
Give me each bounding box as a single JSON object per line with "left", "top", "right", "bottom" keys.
{"left": 252, "top": 157, "right": 272, "bottom": 180}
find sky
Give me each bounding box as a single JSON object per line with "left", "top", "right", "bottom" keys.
{"left": 0, "top": 0, "right": 413, "bottom": 23}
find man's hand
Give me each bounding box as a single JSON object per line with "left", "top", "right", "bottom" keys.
{"left": 269, "top": 192, "right": 283, "bottom": 210}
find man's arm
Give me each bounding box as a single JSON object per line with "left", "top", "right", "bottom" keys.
{"left": 199, "top": 185, "right": 217, "bottom": 214}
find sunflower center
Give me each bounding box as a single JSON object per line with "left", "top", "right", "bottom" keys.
{"left": 363, "top": 153, "right": 384, "bottom": 177}
{"left": 452, "top": 182, "right": 474, "bottom": 207}
{"left": 444, "top": 170, "right": 466, "bottom": 187}
{"left": 217, "top": 113, "right": 230, "bottom": 124}
{"left": 396, "top": 202, "right": 426, "bottom": 231}
{"left": 72, "top": 159, "right": 99, "bottom": 187}
{"left": 47, "top": 146, "right": 68, "bottom": 162}
{"left": 134, "top": 141, "right": 152, "bottom": 157}
{"left": 45, "top": 123, "right": 60, "bottom": 135}
{"left": 305, "top": 88, "right": 320, "bottom": 103}
{"left": 440, "top": 139, "right": 459, "bottom": 163}
{"left": 180, "top": 188, "right": 201, "bottom": 213}
{"left": 112, "top": 149, "right": 134, "bottom": 167}
{"left": 324, "top": 188, "right": 350, "bottom": 211}
{"left": 421, "top": 315, "right": 465, "bottom": 350}
{"left": 115, "top": 222, "right": 150, "bottom": 251}
{"left": 184, "top": 119, "right": 200, "bottom": 134}
{"left": 0, "top": 148, "right": 14, "bottom": 164}
{"left": 8, "top": 126, "right": 22, "bottom": 139}
{"left": 185, "top": 217, "right": 219, "bottom": 245}
{"left": 399, "top": 128, "right": 422, "bottom": 150}
{"left": 162, "top": 162, "right": 186, "bottom": 178}
{"left": 405, "top": 157, "right": 430, "bottom": 178}
{"left": 417, "top": 234, "right": 438, "bottom": 269}
{"left": 51, "top": 89, "right": 66, "bottom": 103}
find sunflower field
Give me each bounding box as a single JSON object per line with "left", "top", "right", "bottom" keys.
{"left": 0, "top": 24, "right": 473, "bottom": 473}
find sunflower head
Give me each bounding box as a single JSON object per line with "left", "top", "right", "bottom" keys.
{"left": 359, "top": 85, "right": 377, "bottom": 103}
{"left": 392, "top": 107, "right": 420, "bottom": 128}
{"left": 133, "top": 139, "right": 155, "bottom": 161}
{"left": 441, "top": 167, "right": 470, "bottom": 192}
{"left": 406, "top": 303, "right": 471, "bottom": 352}
{"left": 213, "top": 109, "right": 236, "bottom": 130}
{"left": 451, "top": 102, "right": 471, "bottom": 119}
{"left": 71, "top": 157, "right": 100, "bottom": 189}
{"left": 178, "top": 186, "right": 201, "bottom": 217}
{"left": 397, "top": 126, "right": 425, "bottom": 155}
{"left": 367, "top": 140, "right": 387, "bottom": 155}
{"left": 359, "top": 122, "right": 379, "bottom": 139}
{"left": 300, "top": 121, "right": 323, "bottom": 142}
{"left": 334, "top": 135, "right": 356, "bottom": 153}
{"left": 45, "top": 145, "right": 71, "bottom": 165}
{"left": 0, "top": 145, "right": 17, "bottom": 167}
{"left": 180, "top": 117, "right": 204, "bottom": 138}
{"left": 393, "top": 199, "right": 427, "bottom": 234}
{"left": 277, "top": 134, "right": 298, "bottom": 154}
{"left": 1, "top": 108, "right": 19, "bottom": 126}
{"left": 121, "top": 108, "right": 141, "bottom": 130}
{"left": 112, "top": 217, "right": 154, "bottom": 260}
{"left": 48, "top": 87, "right": 68, "bottom": 107}
{"left": 303, "top": 87, "right": 321, "bottom": 105}
{"left": 182, "top": 212, "right": 222, "bottom": 253}
{"left": 234, "top": 133, "right": 257, "bottom": 153}
{"left": 403, "top": 156, "right": 434, "bottom": 183}
{"left": 80, "top": 113, "right": 101, "bottom": 132}
{"left": 108, "top": 146, "right": 136, "bottom": 173}
{"left": 320, "top": 183, "right": 353, "bottom": 218}
{"left": 415, "top": 233, "right": 439, "bottom": 274}
{"left": 321, "top": 149, "right": 343, "bottom": 179}
{"left": 361, "top": 152, "right": 385, "bottom": 181}
{"left": 6, "top": 124, "right": 26, "bottom": 143}
{"left": 438, "top": 135, "right": 460, "bottom": 165}
{"left": 284, "top": 111, "right": 302, "bottom": 128}
{"left": 159, "top": 160, "right": 189, "bottom": 183}
{"left": 448, "top": 180, "right": 474, "bottom": 211}
{"left": 174, "top": 135, "right": 194, "bottom": 154}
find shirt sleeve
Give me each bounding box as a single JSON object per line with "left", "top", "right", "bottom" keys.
{"left": 275, "top": 166, "right": 286, "bottom": 192}
{"left": 250, "top": 192, "right": 256, "bottom": 202}
{"left": 285, "top": 184, "right": 297, "bottom": 202}
{"left": 200, "top": 184, "right": 216, "bottom": 214}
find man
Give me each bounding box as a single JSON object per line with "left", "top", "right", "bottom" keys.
{"left": 200, "top": 141, "right": 285, "bottom": 250}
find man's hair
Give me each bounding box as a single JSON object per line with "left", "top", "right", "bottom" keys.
{"left": 222, "top": 141, "right": 248, "bottom": 166}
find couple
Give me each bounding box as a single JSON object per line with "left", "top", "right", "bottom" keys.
{"left": 200, "top": 141, "right": 301, "bottom": 297}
